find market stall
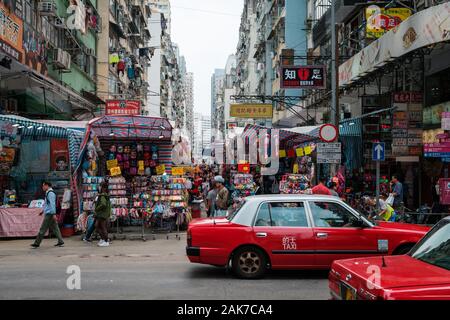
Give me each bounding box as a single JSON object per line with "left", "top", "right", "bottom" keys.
{"left": 74, "top": 115, "right": 192, "bottom": 239}
{"left": 0, "top": 115, "right": 84, "bottom": 238}
{"left": 241, "top": 124, "right": 320, "bottom": 194}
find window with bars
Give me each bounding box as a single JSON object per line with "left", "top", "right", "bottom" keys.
{"left": 313, "top": 0, "right": 331, "bottom": 24}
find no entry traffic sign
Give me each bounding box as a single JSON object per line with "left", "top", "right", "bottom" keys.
{"left": 319, "top": 124, "right": 338, "bottom": 143}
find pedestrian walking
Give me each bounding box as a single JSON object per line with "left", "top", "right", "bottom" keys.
{"left": 391, "top": 175, "right": 403, "bottom": 210}
{"left": 327, "top": 181, "right": 339, "bottom": 197}
{"left": 31, "top": 181, "right": 64, "bottom": 248}
{"left": 206, "top": 180, "right": 218, "bottom": 217}
{"left": 94, "top": 181, "right": 112, "bottom": 247}
{"left": 214, "top": 176, "right": 229, "bottom": 217}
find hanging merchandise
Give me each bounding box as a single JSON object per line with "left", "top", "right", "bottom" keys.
{"left": 231, "top": 174, "right": 257, "bottom": 203}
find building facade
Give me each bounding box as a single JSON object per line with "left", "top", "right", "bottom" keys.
{"left": 0, "top": 0, "right": 103, "bottom": 120}
{"left": 193, "top": 112, "right": 211, "bottom": 161}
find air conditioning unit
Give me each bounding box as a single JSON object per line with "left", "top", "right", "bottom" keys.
{"left": 54, "top": 48, "right": 71, "bottom": 70}
{"left": 257, "top": 63, "right": 265, "bottom": 71}
{"left": 52, "top": 17, "right": 66, "bottom": 28}
{"left": 38, "top": 1, "right": 57, "bottom": 16}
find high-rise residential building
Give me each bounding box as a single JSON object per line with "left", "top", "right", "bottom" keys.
{"left": 97, "top": 0, "right": 152, "bottom": 115}
{"left": 234, "top": 0, "right": 309, "bottom": 127}
{"left": 184, "top": 72, "right": 195, "bottom": 147}
{"left": 0, "top": 0, "right": 103, "bottom": 120}
{"left": 210, "top": 69, "right": 225, "bottom": 128}
{"left": 148, "top": 0, "right": 186, "bottom": 129}
{"left": 193, "top": 113, "right": 211, "bottom": 161}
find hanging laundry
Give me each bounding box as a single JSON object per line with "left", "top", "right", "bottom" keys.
{"left": 117, "top": 60, "right": 125, "bottom": 76}
{"left": 127, "top": 67, "right": 135, "bottom": 80}
{"left": 109, "top": 53, "right": 119, "bottom": 66}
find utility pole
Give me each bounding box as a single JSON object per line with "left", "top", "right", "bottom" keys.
{"left": 330, "top": 0, "right": 340, "bottom": 176}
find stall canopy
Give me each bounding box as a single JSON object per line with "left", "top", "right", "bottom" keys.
{"left": 0, "top": 115, "right": 85, "bottom": 169}
{"left": 88, "top": 116, "right": 172, "bottom": 140}
{"left": 243, "top": 124, "right": 320, "bottom": 148}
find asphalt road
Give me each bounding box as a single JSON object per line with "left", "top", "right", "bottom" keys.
{"left": 0, "top": 234, "right": 329, "bottom": 300}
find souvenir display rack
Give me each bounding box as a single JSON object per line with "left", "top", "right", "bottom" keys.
{"left": 279, "top": 174, "right": 312, "bottom": 194}
{"left": 81, "top": 176, "right": 105, "bottom": 214}
{"left": 231, "top": 174, "right": 257, "bottom": 203}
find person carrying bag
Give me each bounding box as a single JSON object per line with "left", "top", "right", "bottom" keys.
{"left": 94, "top": 182, "right": 112, "bottom": 247}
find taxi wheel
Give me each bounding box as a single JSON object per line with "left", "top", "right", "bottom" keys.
{"left": 232, "top": 246, "right": 267, "bottom": 279}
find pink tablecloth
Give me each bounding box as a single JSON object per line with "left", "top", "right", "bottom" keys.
{"left": 0, "top": 208, "right": 44, "bottom": 238}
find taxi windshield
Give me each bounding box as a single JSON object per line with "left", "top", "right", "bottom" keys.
{"left": 227, "top": 200, "right": 246, "bottom": 221}
{"left": 410, "top": 220, "right": 450, "bottom": 271}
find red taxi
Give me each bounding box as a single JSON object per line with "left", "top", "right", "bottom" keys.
{"left": 186, "top": 195, "right": 430, "bottom": 279}
{"left": 329, "top": 217, "right": 450, "bottom": 300}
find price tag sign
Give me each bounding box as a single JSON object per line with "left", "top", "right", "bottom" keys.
{"left": 156, "top": 164, "right": 166, "bottom": 175}
{"left": 107, "top": 159, "right": 118, "bottom": 170}
{"left": 110, "top": 166, "right": 121, "bottom": 176}
{"left": 172, "top": 167, "right": 184, "bottom": 176}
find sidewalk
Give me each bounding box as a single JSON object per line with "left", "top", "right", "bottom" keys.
{"left": 0, "top": 232, "right": 187, "bottom": 264}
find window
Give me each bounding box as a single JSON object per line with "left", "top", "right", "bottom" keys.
{"left": 310, "top": 202, "right": 358, "bottom": 228}
{"left": 255, "top": 202, "right": 308, "bottom": 227}
{"left": 410, "top": 220, "right": 450, "bottom": 271}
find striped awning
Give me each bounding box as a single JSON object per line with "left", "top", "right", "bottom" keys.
{"left": 0, "top": 115, "right": 68, "bottom": 138}
{"left": 0, "top": 115, "right": 85, "bottom": 169}
{"left": 339, "top": 118, "right": 362, "bottom": 137}
{"left": 89, "top": 115, "right": 173, "bottom": 139}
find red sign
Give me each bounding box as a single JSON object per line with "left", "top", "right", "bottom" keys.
{"left": 238, "top": 164, "right": 250, "bottom": 174}
{"left": 319, "top": 124, "right": 338, "bottom": 143}
{"left": 106, "top": 100, "right": 141, "bottom": 115}
{"left": 281, "top": 65, "right": 326, "bottom": 89}
{"left": 51, "top": 139, "right": 69, "bottom": 172}
{"left": 393, "top": 92, "right": 423, "bottom": 103}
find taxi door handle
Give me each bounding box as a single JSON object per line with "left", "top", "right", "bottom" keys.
{"left": 316, "top": 232, "right": 328, "bottom": 239}
{"left": 256, "top": 232, "right": 268, "bottom": 238}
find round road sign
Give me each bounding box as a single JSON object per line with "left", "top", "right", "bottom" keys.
{"left": 319, "top": 124, "right": 338, "bottom": 143}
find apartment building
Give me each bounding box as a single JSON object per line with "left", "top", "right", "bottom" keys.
{"left": 96, "top": 0, "right": 152, "bottom": 116}
{"left": 184, "top": 72, "right": 194, "bottom": 146}
{"left": 0, "top": 0, "right": 103, "bottom": 120}
{"left": 210, "top": 68, "right": 225, "bottom": 130}
{"left": 193, "top": 112, "right": 211, "bottom": 161}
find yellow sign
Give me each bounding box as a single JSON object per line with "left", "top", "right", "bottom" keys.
{"left": 138, "top": 160, "right": 145, "bottom": 170}
{"left": 110, "top": 166, "right": 122, "bottom": 176}
{"left": 296, "top": 148, "right": 304, "bottom": 157}
{"left": 279, "top": 149, "right": 287, "bottom": 158}
{"left": 230, "top": 104, "right": 273, "bottom": 119}
{"left": 304, "top": 146, "right": 312, "bottom": 155}
{"left": 156, "top": 164, "right": 166, "bottom": 175}
{"left": 293, "top": 164, "right": 299, "bottom": 174}
{"left": 107, "top": 159, "right": 118, "bottom": 170}
{"left": 366, "top": 6, "right": 411, "bottom": 38}
{"left": 172, "top": 167, "right": 184, "bottom": 176}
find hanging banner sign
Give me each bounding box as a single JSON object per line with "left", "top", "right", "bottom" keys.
{"left": 393, "top": 92, "right": 423, "bottom": 103}
{"left": 0, "top": 1, "right": 24, "bottom": 62}
{"left": 106, "top": 100, "right": 141, "bottom": 115}
{"left": 230, "top": 104, "right": 273, "bottom": 119}
{"left": 281, "top": 65, "right": 326, "bottom": 89}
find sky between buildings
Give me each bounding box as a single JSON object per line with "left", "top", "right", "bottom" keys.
{"left": 170, "top": 0, "right": 244, "bottom": 116}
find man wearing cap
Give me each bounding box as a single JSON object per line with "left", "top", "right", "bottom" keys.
{"left": 214, "top": 176, "right": 229, "bottom": 217}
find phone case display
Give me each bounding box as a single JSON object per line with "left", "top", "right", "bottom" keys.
{"left": 148, "top": 176, "right": 191, "bottom": 230}
{"left": 108, "top": 176, "right": 130, "bottom": 221}
{"left": 107, "top": 144, "right": 159, "bottom": 177}
{"left": 81, "top": 177, "right": 104, "bottom": 213}
{"left": 279, "top": 174, "right": 312, "bottom": 194}
{"left": 231, "top": 174, "right": 257, "bottom": 200}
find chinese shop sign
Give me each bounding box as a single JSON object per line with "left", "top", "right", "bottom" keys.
{"left": 281, "top": 65, "right": 326, "bottom": 89}
{"left": 230, "top": 104, "right": 273, "bottom": 119}
{"left": 106, "top": 100, "right": 141, "bottom": 116}
{"left": 0, "top": 1, "right": 24, "bottom": 61}
{"left": 366, "top": 6, "right": 412, "bottom": 38}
